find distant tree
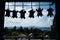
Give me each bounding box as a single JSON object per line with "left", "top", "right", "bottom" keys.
{"left": 11, "top": 31, "right": 19, "bottom": 36}
{"left": 4, "top": 27, "right": 8, "bottom": 35}
{"left": 24, "top": 27, "right": 30, "bottom": 36}
{"left": 8, "top": 29, "right": 13, "bottom": 36}
{"left": 13, "top": 26, "right": 16, "bottom": 31}
{"left": 29, "top": 27, "right": 33, "bottom": 33}
{"left": 32, "top": 28, "right": 41, "bottom": 38}
{"left": 17, "top": 26, "right": 24, "bottom": 33}
{"left": 41, "top": 30, "right": 47, "bottom": 40}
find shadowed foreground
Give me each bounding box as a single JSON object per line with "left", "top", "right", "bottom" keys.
{"left": 4, "top": 39, "right": 55, "bottom": 40}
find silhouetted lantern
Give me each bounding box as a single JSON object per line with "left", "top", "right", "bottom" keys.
{"left": 47, "top": 8, "right": 54, "bottom": 17}
{"left": 12, "top": 2, "right": 18, "bottom": 18}
{"left": 5, "top": 9, "right": 11, "bottom": 17}
{"left": 12, "top": 10, "right": 18, "bottom": 18}
{"left": 28, "top": 2, "right": 35, "bottom": 18}
{"left": 19, "top": 2, "right": 26, "bottom": 19}
{"left": 5, "top": 2, "right": 11, "bottom": 17}
{"left": 19, "top": 9, "right": 26, "bottom": 19}
{"left": 28, "top": 9, "right": 35, "bottom": 18}
{"left": 36, "top": 8, "right": 43, "bottom": 17}
{"left": 47, "top": 2, "right": 54, "bottom": 17}
{"left": 36, "top": 2, "right": 43, "bottom": 17}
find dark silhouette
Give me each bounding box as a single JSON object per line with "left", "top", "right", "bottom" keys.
{"left": 12, "top": 10, "right": 18, "bottom": 18}
{"left": 4, "top": 27, "right": 8, "bottom": 36}
{"left": 36, "top": 8, "right": 43, "bottom": 17}
{"left": 47, "top": 8, "right": 54, "bottom": 17}
{"left": 5, "top": 9, "right": 11, "bottom": 17}
{"left": 13, "top": 26, "right": 17, "bottom": 31}
{"left": 19, "top": 26, "right": 24, "bottom": 33}
{"left": 15, "top": 37, "right": 17, "bottom": 40}
{"left": 28, "top": 9, "right": 35, "bottom": 18}
{"left": 19, "top": 9, "right": 26, "bottom": 19}
{"left": 32, "top": 28, "right": 41, "bottom": 39}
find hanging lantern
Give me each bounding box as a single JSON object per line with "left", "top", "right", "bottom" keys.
{"left": 5, "top": 2, "right": 11, "bottom": 17}
{"left": 12, "top": 10, "right": 18, "bottom": 18}
{"left": 47, "top": 8, "right": 54, "bottom": 17}
{"left": 12, "top": 2, "right": 18, "bottom": 18}
{"left": 36, "top": 8, "right": 43, "bottom": 17}
{"left": 5, "top": 9, "right": 11, "bottom": 17}
{"left": 19, "top": 9, "right": 26, "bottom": 19}
{"left": 28, "top": 2, "right": 35, "bottom": 18}
{"left": 19, "top": 2, "right": 26, "bottom": 19}
{"left": 29, "top": 9, "right": 35, "bottom": 18}
{"left": 47, "top": 2, "right": 54, "bottom": 17}
{"left": 36, "top": 2, "right": 43, "bottom": 17}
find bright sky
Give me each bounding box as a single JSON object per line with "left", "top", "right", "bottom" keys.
{"left": 4, "top": 2, "right": 56, "bottom": 28}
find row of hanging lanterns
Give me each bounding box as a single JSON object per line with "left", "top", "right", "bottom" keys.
{"left": 5, "top": 2, "right": 54, "bottom": 19}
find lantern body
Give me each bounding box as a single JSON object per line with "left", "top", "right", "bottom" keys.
{"left": 29, "top": 9, "right": 35, "bottom": 18}
{"left": 5, "top": 9, "right": 11, "bottom": 17}
{"left": 12, "top": 10, "right": 17, "bottom": 18}
{"left": 36, "top": 8, "right": 43, "bottom": 17}
{"left": 19, "top": 10, "right": 26, "bottom": 19}
{"left": 47, "top": 8, "right": 54, "bottom": 17}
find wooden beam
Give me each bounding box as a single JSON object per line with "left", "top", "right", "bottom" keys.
{"left": 0, "top": 1, "right": 5, "bottom": 40}
{"left": 5, "top": 0, "right": 55, "bottom": 2}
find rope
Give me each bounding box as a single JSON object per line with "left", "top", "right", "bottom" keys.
{"left": 31, "top": 2, "right": 33, "bottom": 9}
{"left": 39, "top": 2, "right": 40, "bottom": 8}
{"left": 8, "top": 2, "right": 9, "bottom": 9}
{"left": 49, "top": 2, "right": 51, "bottom": 8}
{"left": 14, "top": 2, "right": 16, "bottom": 10}
{"left": 22, "top": 2, "right": 24, "bottom": 9}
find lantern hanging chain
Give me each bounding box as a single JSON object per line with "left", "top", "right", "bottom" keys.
{"left": 39, "top": 2, "right": 40, "bottom": 8}
{"left": 14, "top": 2, "right": 16, "bottom": 10}
{"left": 31, "top": 2, "right": 33, "bottom": 9}
{"left": 39, "top": 0, "right": 42, "bottom": 8}
{"left": 22, "top": 2, "right": 24, "bottom": 9}
{"left": 49, "top": 2, "right": 51, "bottom": 8}
{"left": 8, "top": 2, "right": 9, "bottom": 9}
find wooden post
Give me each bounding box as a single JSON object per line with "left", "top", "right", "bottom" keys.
{"left": 55, "top": 0, "right": 60, "bottom": 40}
{"left": 0, "top": 0, "right": 5, "bottom": 40}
